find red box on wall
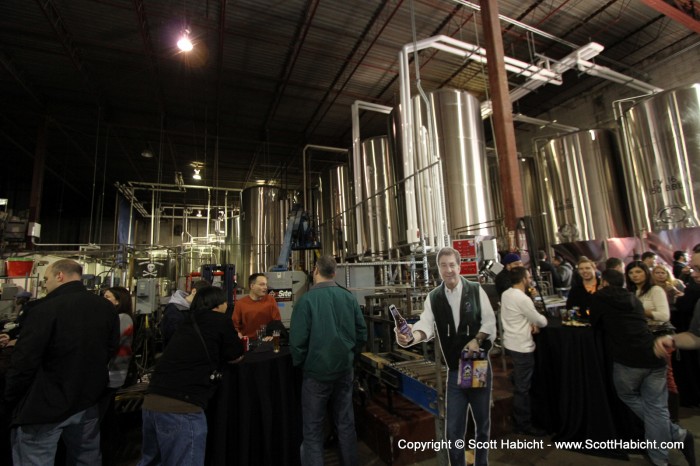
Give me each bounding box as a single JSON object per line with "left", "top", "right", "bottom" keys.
{"left": 460, "top": 261, "right": 478, "bottom": 276}
{"left": 452, "top": 239, "right": 476, "bottom": 258}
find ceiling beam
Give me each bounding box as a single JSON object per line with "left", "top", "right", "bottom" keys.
{"left": 261, "top": 0, "right": 320, "bottom": 136}
{"left": 301, "top": 0, "right": 402, "bottom": 140}
{"left": 639, "top": 0, "right": 700, "bottom": 34}
{"left": 132, "top": 0, "right": 166, "bottom": 114}
{"left": 34, "top": 0, "right": 103, "bottom": 104}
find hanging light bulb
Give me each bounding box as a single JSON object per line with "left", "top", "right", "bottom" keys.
{"left": 177, "top": 28, "right": 193, "bottom": 52}
{"left": 192, "top": 168, "right": 202, "bottom": 180}
{"left": 196, "top": 210, "right": 203, "bottom": 218}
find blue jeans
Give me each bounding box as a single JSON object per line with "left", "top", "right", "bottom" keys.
{"left": 612, "top": 363, "right": 685, "bottom": 466}
{"left": 12, "top": 404, "right": 101, "bottom": 466}
{"left": 446, "top": 364, "right": 492, "bottom": 466}
{"left": 138, "top": 409, "right": 208, "bottom": 466}
{"left": 507, "top": 349, "right": 535, "bottom": 430}
{"left": 300, "top": 369, "right": 358, "bottom": 466}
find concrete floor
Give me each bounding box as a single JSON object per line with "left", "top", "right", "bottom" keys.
{"left": 114, "top": 405, "right": 700, "bottom": 465}
{"left": 322, "top": 406, "right": 700, "bottom": 466}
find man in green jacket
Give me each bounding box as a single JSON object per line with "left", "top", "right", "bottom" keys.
{"left": 290, "top": 255, "right": 367, "bottom": 466}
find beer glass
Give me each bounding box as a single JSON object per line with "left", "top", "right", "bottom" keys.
{"left": 273, "top": 330, "right": 281, "bottom": 353}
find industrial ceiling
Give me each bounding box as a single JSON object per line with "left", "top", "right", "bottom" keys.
{"left": 1, "top": 0, "right": 699, "bottom": 222}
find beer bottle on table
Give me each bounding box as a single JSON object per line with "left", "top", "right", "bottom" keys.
{"left": 389, "top": 304, "right": 414, "bottom": 344}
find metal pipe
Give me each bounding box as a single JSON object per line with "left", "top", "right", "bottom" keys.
{"left": 149, "top": 189, "right": 155, "bottom": 246}
{"left": 513, "top": 114, "right": 579, "bottom": 132}
{"left": 127, "top": 193, "right": 134, "bottom": 246}
{"left": 451, "top": 0, "right": 580, "bottom": 49}
{"left": 577, "top": 60, "right": 662, "bottom": 93}
{"left": 302, "top": 144, "right": 348, "bottom": 211}
{"left": 126, "top": 181, "right": 241, "bottom": 193}
{"left": 206, "top": 188, "right": 211, "bottom": 239}
{"left": 350, "top": 102, "right": 392, "bottom": 255}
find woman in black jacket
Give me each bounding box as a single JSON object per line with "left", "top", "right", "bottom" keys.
{"left": 138, "top": 287, "right": 244, "bottom": 466}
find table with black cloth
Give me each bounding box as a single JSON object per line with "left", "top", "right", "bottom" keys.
{"left": 206, "top": 345, "right": 303, "bottom": 466}
{"left": 531, "top": 319, "right": 643, "bottom": 458}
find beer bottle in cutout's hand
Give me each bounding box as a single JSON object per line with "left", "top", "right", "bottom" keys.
{"left": 389, "top": 304, "right": 414, "bottom": 344}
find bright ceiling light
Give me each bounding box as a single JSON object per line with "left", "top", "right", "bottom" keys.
{"left": 177, "top": 29, "right": 193, "bottom": 52}
{"left": 192, "top": 168, "right": 202, "bottom": 180}
{"left": 196, "top": 210, "right": 203, "bottom": 218}
{"left": 141, "top": 149, "right": 154, "bottom": 158}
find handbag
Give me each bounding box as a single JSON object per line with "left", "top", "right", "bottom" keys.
{"left": 191, "top": 315, "right": 223, "bottom": 384}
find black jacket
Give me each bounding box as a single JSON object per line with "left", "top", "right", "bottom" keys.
{"left": 4, "top": 281, "right": 119, "bottom": 425}
{"left": 590, "top": 286, "right": 665, "bottom": 369}
{"left": 495, "top": 270, "right": 511, "bottom": 298}
{"left": 566, "top": 279, "right": 600, "bottom": 311}
{"left": 147, "top": 310, "right": 244, "bottom": 409}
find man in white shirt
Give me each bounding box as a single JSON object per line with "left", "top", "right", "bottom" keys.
{"left": 501, "top": 266, "right": 548, "bottom": 436}
{"left": 396, "top": 247, "right": 496, "bottom": 466}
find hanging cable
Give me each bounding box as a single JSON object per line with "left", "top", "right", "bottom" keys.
{"left": 97, "top": 126, "right": 110, "bottom": 243}
{"left": 88, "top": 106, "right": 102, "bottom": 244}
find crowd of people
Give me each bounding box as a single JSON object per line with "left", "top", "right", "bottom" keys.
{"left": 0, "top": 245, "right": 698, "bottom": 465}
{"left": 397, "top": 245, "right": 700, "bottom": 465}
{"left": 0, "top": 256, "right": 365, "bottom": 466}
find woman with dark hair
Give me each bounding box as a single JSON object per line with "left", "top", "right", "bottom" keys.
{"left": 104, "top": 286, "right": 134, "bottom": 389}
{"left": 626, "top": 261, "right": 679, "bottom": 421}
{"left": 138, "top": 287, "right": 244, "bottom": 466}
{"left": 101, "top": 286, "right": 135, "bottom": 465}
{"left": 625, "top": 261, "right": 669, "bottom": 322}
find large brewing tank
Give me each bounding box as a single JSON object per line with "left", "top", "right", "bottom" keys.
{"left": 359, "top": 136, "right": 399, "bottom": 255}
{"left": 537, "top": 129, "right": 629, "bottom": 244}
{"left": 413, "top": 88, "right": 499, "bottom": 240}
{"left": 388, "top": 106, "right": 412, "bottom": 247}
{"left": 519, "top": 156, "right": 547, "bottom": 250}
{"left": 239, "top": 186, "right": 287, "bottom": 277}
{"left": 619, "top": 83, "right": 700, "bottom": 231}
{"left": 228, "top": 214, "right": 241, "bottom": 279}
{"left": 318, "top": 164, "right": 356, "bottom": 258}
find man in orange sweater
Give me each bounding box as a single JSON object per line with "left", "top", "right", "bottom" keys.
{"left": 232, "top": 273, "right": 281, "bottom": 339}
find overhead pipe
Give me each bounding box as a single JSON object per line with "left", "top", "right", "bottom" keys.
{"left": 126, "top": 181, "right": 241, "bottom": 193}
{"left": 301, "top": 144, "right": 349, "bottom": 211}
{"left": 513, "top": 114, "right": 579, "bottom": 132}
{"left": 479, "top": 43, "right": 661, "bottom": 119}
{"left": 480, "top": 42, "right": 605, "bottom": 118}
{"left": 399, "top": 36, "right": 560, "bottom": 249}
{"left": 350, "top": 101, "right": 392, "bottom": 256}
{"left": 576, "top": 60, "right": 662, "bottom": 93}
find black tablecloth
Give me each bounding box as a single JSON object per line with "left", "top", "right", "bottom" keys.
{"left": 206, "top": 345, "right": 302, "bottom": 466}
{"left": 531, "top": 319, "right": 643, "bottom": 457}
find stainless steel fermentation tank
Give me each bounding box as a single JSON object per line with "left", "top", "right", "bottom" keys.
{"left": 619, "top": 83, "right": 700, "bottom": 232}
{"left": 396, "top": 88, "right": 499, "bottom": 245}
{"left": 316, "top": 164, "right": 357, "bottom": 258}
{"left": 359, "top": 136, "right": 399, "bottom": 255}
{"left": 537, "top": 129, "right": 629, "bottom": 246}
{"left": 239, "top": 186, "right": 288, "bottom": 277}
